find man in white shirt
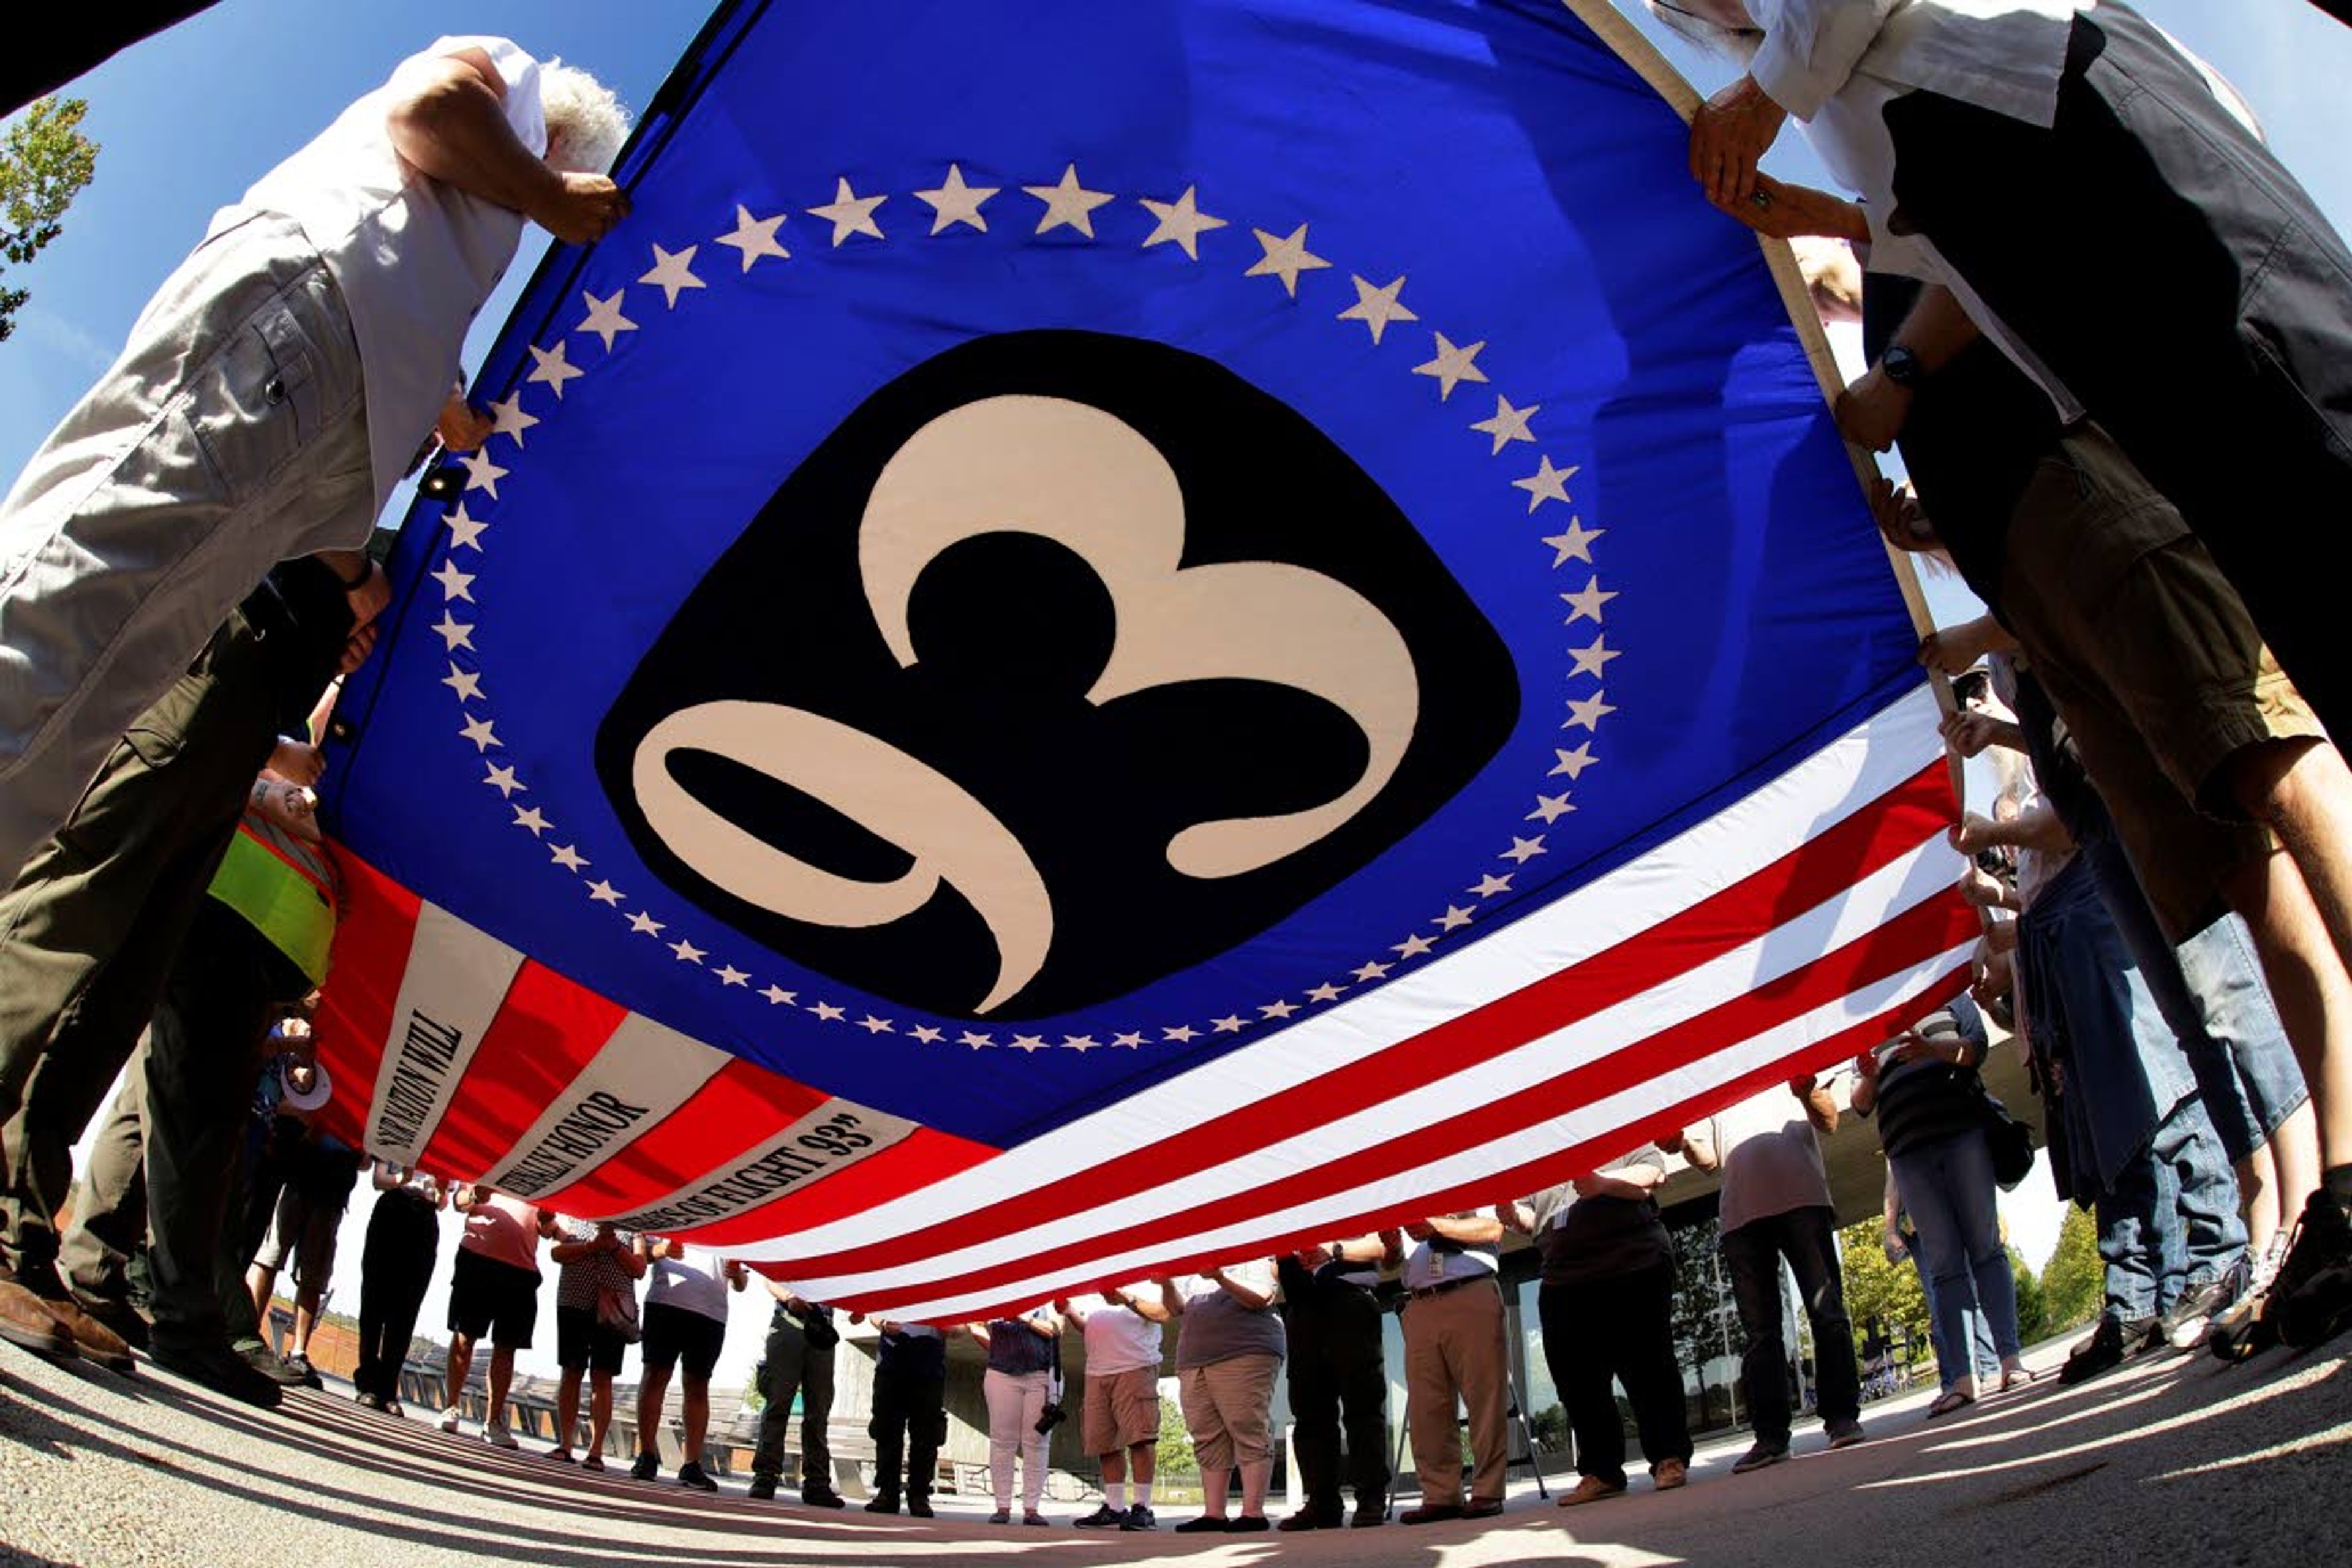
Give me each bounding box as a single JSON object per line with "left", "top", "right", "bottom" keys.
{"left": 1057, "top": 1283, "right": 1172, "bottom": 1531}
{"left": 1385, "top": 1214, "right": 1509, "bottom": 1524}
{"left": 0, "top": 37, "right": 631, "bottom": 878}
{"left": 1665, "top": 2, "right": 2352, "bottom": 754}
{"left": 631, "top": 1238, "right": 745, "bottom": 1491}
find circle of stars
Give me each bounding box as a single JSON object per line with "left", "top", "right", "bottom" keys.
{"left": 430, "top": 161, "right": 1617, "bottom": 1052}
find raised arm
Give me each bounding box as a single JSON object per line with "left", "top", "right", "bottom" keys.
{"left": 384, "top": 48, "right": 627, "bottom": 244}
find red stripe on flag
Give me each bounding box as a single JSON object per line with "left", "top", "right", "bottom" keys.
{"left": 827, "top": 885, "right": 1976, "bottom": 1312}
{"left": 415, "top": 960, "right": 629, "bottom": 1184}
{"left": 771, "top": 761, "right": 1955, "bottom": 1284}
{"left": 311, "top": 849, "right": 424, "bottom": 1150}
{"left": 671, "top": 1128, "right": 1001, "bottom": 1248}
{"left": 551, "top": 1057, "right": 834, "bottom": 1217}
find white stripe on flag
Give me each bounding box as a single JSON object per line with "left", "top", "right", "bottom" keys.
{"left": 363, "top": 902, "right": 526, "bottom": 1163}
{"left": 484, "top": 1014, "right": 734, "bottom": 1200}
{"left": 758, "top": 820, "right": 1958, "bottom": 1299}
{"left": 728, "top": 683, "right": 1947, "bottom": 1265}
{"left": 867, "top": 937, "right": 1977, "bottom": 1322}
{"left": 594, "top": 1096, "right": 924, "bottom": 1235}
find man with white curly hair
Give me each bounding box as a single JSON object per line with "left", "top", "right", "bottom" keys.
{"left": 0, "top": 39, "right": 631, "bottom": 880}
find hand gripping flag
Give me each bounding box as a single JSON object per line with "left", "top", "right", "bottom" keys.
{"left": 315, "top": 0, "right": 1972, "bottom": 1321}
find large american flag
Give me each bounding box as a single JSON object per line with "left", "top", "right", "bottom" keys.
{"left": 312, "top": 0, "right": 1967, "bottom": 1321}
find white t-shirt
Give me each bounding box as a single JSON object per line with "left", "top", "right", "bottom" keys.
{"left": 229, "top": 36, "right": 547, "bottom": 511}
{"left": 645, "top": 1242, "right": 732, "bottom": 1323}
{"left": 1708, "top": 1088, "right": 1833, "bottom": 1234}
{"left": 1069, "top": 1286, "right": 1166, "bottom": 1376}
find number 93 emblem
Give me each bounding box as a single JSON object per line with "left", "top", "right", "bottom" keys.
{"left": 596, "top": 331, "right": 1517, "bottom": 1020}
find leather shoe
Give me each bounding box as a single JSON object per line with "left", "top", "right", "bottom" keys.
{"left": 802, "top": 1487, "right": 847, "bottom": 1509}
{"left": 1350, "top": 1504, "right": 1387, "bottom": 1527}
{"left": 1462, "top": 1499, "right": 1505, "bottom": 1520}
{"left": 69, "top": 1291, "right": 151, "bottom": 1351}
{"left": 1398, "top": 1505, "right": 1463, "bottom": 1525}
{"left": 1279, "top": 1510, "right": 1342, "bottom": 1532}
{"left": 151, "top": 1339, "right": 283, "bottom": 1409}
{"left": 0, "top": 1278, "right": 76, "bottom": 1361}
{"left": 37, "top": 1292, "right": 136, "bottom": 1372}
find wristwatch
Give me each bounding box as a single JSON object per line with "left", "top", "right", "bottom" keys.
{"left": 1880, "top": 344, "right": 1925, "bottom": 388}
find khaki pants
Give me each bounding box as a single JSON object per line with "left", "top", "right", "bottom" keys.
{"left": 1402, "top": 1280, "right": 1508, "bottom": 1507}
{"left": 1177, "top": 1352, "right": 1280, "bottom": 1474}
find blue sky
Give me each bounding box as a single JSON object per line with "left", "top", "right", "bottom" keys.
{"left": 20, "top": 0, "right": 2351, "bottom": 1379}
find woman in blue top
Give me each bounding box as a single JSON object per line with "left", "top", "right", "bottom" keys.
{"left": 971, "top": 1307, "right": 1062, "bottom": 1525}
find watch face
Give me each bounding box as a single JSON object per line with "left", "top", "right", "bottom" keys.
{"left": 1883, "top": 346, "right": 1922, "bottom": 385}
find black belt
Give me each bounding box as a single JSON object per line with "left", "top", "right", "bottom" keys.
{"left": 1406, "top": 1273, "right": 1494, "bottom": 1302}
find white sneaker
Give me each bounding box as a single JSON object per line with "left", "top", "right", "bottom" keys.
{"left": 483, "top": 1422, "right": 519, "bottom": 1450}
{"left": 437, "top": 1406, "right": 462, "bottom": 1434}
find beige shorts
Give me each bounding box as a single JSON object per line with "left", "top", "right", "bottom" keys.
{"left": 1999, "top": 426, "right": 2326, "bottom": 940}
{"left": 1177, "top": 1354, "right": 1280, "bottom": 1473}
{"left": 1082, "top": 1365, "right": 1159, "bottom": 1457}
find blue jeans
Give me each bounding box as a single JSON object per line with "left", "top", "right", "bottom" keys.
{"left": 2095, "top": 1095, "right": 2247, "bottom": 1321}
{"left": 1892, "top": 1128, "right": 2022, "bottom": 1382}
{"left": 1907, "top": 1243, "right": 1994, "bottom": 1392}
{"left": 2085, "top": 835, "right": 2310, "bottom": 1164}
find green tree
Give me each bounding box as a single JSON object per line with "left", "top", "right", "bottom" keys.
{"left": 2038, "top": 1203, "right": 2103, "bottom": 1332}
{"left": 1154, "top": 1395, "right": 1198, "bottom": 1479}
{"left": 1836, "top": 1215, "right": 1931, "bottom": 1371}
{"left": 2010, "top": 1246, "right": 2048, "bottom": 1344}
{"left": 1, "top": 97, "right": 100, "bottom": 342}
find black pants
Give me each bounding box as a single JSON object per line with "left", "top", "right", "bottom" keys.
{"left": 1885, "top": 2, "right": 2352, "bottom": 744}
{"left": 355, "top": 1191, "right": 440, "bottom": 1400}
{"left": 1721, "top": 1205, "right": 1860, "bottom": 1446}
{"left": 870, "top": 1362, "right": 946, "bottom": 1502}
{"left": 1284, "top": 1289, "right": 1390, "bottom": 1516}
{"left": 1537, "top": 1263, "right": 1692, "bottom": 1486}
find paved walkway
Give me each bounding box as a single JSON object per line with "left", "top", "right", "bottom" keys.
{"left": 5, "top": 1332, "right": 2349, "bottom": 1567}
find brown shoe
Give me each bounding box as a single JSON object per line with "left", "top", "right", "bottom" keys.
{"left": 0, "top": 1277, "right": 77, "bottom": 1361}
{"left": 39, "top": 1292, "right": 137, "bottom": 1372}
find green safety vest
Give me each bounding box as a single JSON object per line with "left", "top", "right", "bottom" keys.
{"left": 206, "top": 814, "right": 338, "bottom": 986}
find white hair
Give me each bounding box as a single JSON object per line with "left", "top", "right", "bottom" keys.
{"left": 540, "top": 59, "right": 630, "bottom": 175}
{"left": 1645, "top": 2, "right": 1763, "bottom": 65}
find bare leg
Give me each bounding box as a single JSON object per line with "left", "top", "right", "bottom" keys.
{"left": 554, "top": 1367, "right": 582, "bottom": 1452}
{"left": 444, "top": 1332, "right": 477, "bottom": 1415}
{"left": 2271, "top": 1100, "right": 2324, "bottom": 1234}
{"left": 291, "top": 1287, "right": 321, "bottom": 1360}
{"left": 681, "top": 1373, "right": 710, "bottom": 1464}
{"left": 1201, "top": 1462, "right": 1231, "bottom": 1520}
{"left": 1239, "top": 1458, "right": 1273, "bottom": 1519}
{"left": 245, "top": 1262, "right": 277, "bottom": 1330}
{"left": 636, "top": 1363, "right": 673, "bottom": 1458}
{"left": 2233, "top": 739, "right": 2352, "bottom": 974}
{"left": 588, "top": 1370, "right": 615, "bottom": 1459}
{"left": 2239, "top": 1149, "right": 2282, "bottom": 1258}
{"left": 488, "top": 1344, "right": 517, "bottom": 1428}
{"left": 2222, "top": 846, "right": 2352, "bottom": 1169}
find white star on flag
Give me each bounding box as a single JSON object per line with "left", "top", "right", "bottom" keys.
{"left": 1513, "top": 455, "right": 1578, "bottom": 511}
{"left": 1023, "top": 164, "right": 1114, "bottom": 238}
{"left": 587, "top": 880, "right": 624, "bottom": 905}
{"left": 430, "top": 560, "right": 475, "bottom": 603}
{"left": 483, "top": 763, "right": 524, "bottom": 796}
{"left": 483, "top": 395, "right": 538, "bottom": 449}
{"left": 526, "top": 342, "right": 583, "bottom": 399}
{"left": 1502, "top": 835, "right": 1549, "bottom": 864}
{"left": 1137, "top": 186, "right": 1226, "bottom": 260}
{"left": 549, "top": 843, "right": 589, "bottom": 872}
{"left": 1245, "top": 224, "right": 1331, "bottom": 298}
{"left": 1061, "top": 1034, "right": 1098, "bottom": 1052}
{"left": 1352, "top": 960, "right": 1393, "bottom": 982}
{"left": 1561, "top": 578, "right": 1618, "bottom": 624}
{"left": 1551, "top": 741, "right": 1598, "bottom": 780}
{"left": 1163, "top": 1025, "right": 1199, "bottom": 1042}
{"left": 459, "top": 448, "right": 508, "bottom": 499}
{"left": 1212, "top": 1015, "right": 1248, "bottom": 1034}
{"left": 913, "top": 163, "right": 998, "bottom": 233}
{"left": 1470, "top": 873, "right": 1514, "bottom": 898}
{"left": 812, "top": 1002, "right": 848, "bottom": 1022}
{"left": 717, "top": 965, "right": 752, "bottom": 987}
{"left": 460, "top": 715, "right": 500, "bottom": 752}
{"left": 912, "top": 1026, "right": 945, "bottom": 1044}
{"left": 960, "top": 1031, "right": 995, "bottom": 1048}
{"left": 443, "top": 504, "right": 488, "bottom": 552}
{"left": 511, "top": 805, "right": 550, "bottom": 836}
{"left": 761, "top": 985, "right": 796, "bottom": 1006}
{"left": 1011, "top": 1034, "right": 1049, "bottom": 1052}
{"left": 432, "top": 613, "right": 474, "bottom": 652}
{"left": 1337, "top": 274, "right": 1417, "bottom": 344}
{"left": 1470, "top": 394, "right": 1539, "bottom": 455}
{"left": 1542, "top": 518, "right": 1604, "bottom": 567}
{"left": 1259, "top": 1000, "right": 1299, "bottom": 1020}
{"left": 1569, "top": 635, "right": 1620, "bottom": 679}
{"left": 1305, "top": 982, "right": 1346, "bottom": 1004}
{"left": 1412, "top": 333, "right": 1489, "bottom": 401}
{"left": 1565, "top": 690, "right": 1618, "bottom": 731}
{"left": 1392, "top": 933, "right": 1437, "bottom": 959}
{"left": 1112, "top": 1032, "right": 1145, "bottom": 1049}
{"left": 862, "top": 1015, "right": 896, "bottom": 1034}
{"left": 1436, "top": 905, "right": 1476, "bottom": 931}
{"left": 576, "top": 289, "right": 638, "bottom": 352}
{"left": 639, "top": 244, "right": 707, "bottom": 308}
{"left": 714, "top": 205, "right": 790, "bottom": 269}
{"left": 1528, "top": 791, "right": 1576, "bottom": 824}
{"left": 670, "top": 938, "right": 707, "bottom": 964}
{"left": 442, "top": 663, "right": 484, "bottom": 703}
{"left": 627, "top": 911, "right": 666, "bottom": 936}
{"left": 809, "top": 176, "right": 888, "bottom": 246}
